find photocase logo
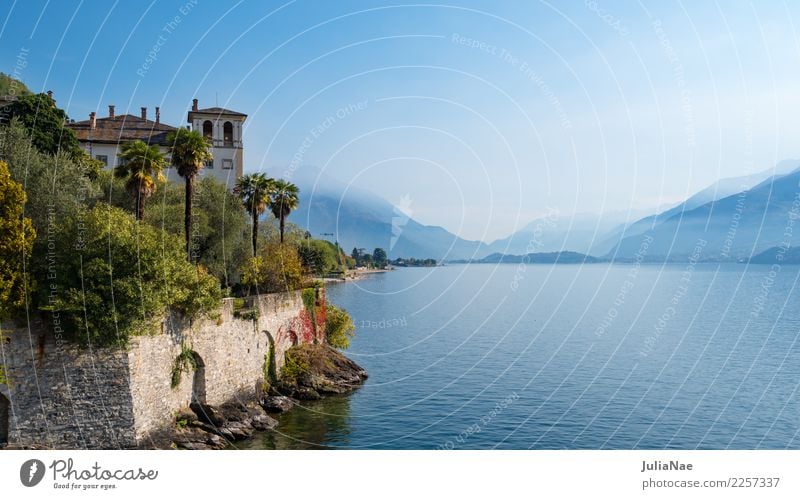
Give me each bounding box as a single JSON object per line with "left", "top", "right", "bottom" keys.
{"left": 20, "top": 459, "right": 45, "bottom": 487}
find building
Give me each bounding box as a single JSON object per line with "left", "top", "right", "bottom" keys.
{"left": 67, "top": 98, "right": 246, "bottom": 189}
{"left": 187, "top": 98, "right": 246, "bottom": 184}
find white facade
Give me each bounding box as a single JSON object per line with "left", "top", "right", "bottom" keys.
{"left": 79, "top": 142, "right": 171, "bottom": 170}
{"left": 187, "top": 106, "right": 246, "bottom": 190}
{"left": 70, "top": 101, "right": 246, "bottom": 191}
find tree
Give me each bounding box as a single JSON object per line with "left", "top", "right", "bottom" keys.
{"left": 115, "top": 140, "right": 165, "bottom": 220}
{"left": 1, "top": 119, "right": 98, "bottom": 314}
{"left": 373, "top": 247, "right": 387, "bottom": 267}
{"left": 4, "top": 93, "right": 81, "bottom": 156}
{"left": 298, "top": 242, "right": 325, "bottom": 275}
{"left": 234, "top": 172, "right": 273, "bottom": 257}
{"left": 351, "top": 247, "right": 360, "bottom": 265}
{"left": 268, "top": 179, "right": 299, "bottom": 243}
{"left": 49, "top": 204, "right": 221, "bottom": 346}
{"left": 143, "top": 176, "right": 249, "bottom": 289}
{"left": 166, "top": 128, "right": 212, "bottom": 260}
{"left": 0, "top": 72, "right": 31, "bottom": 97}
{"left": 0, "top": 160, "right": 35, "bottom": 319}
{"left": 299, "top": 239, "right": 343, "bottom": 276}
{"left": 240, "top": 242, "right": 304, "bottom": 293}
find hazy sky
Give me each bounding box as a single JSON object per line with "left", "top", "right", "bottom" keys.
{"left": 3, "top": 1, "right": 800, "bottom": 241}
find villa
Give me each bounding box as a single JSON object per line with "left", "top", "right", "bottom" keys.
{"left": 67, "top": 97, "right": 246, "bottom": 189}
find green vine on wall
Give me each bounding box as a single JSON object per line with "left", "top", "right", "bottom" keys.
{"left": 171, "top": 343, "right": 198, "bottom": 389}
{"left": 0, "top": 364, "right": 9, "bottom": 386}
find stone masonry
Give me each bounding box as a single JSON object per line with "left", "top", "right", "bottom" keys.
{"left": 0, "top": 290, "right": 314, "bottom": 449}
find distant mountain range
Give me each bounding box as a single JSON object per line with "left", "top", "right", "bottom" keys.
{"left": 287, "top": 166, "right": 488, "bottom": 260}
{"left": 749, "top": 245, "right": 800, "bottom": 264}
{"left": 608, "top": 160, "right": 800, "bottom": 261}
{"left": 287, "top": 160, "right": 800, "bottom": 263}
{"left": 458, "top": 251, "right": 601, "bottom": 264}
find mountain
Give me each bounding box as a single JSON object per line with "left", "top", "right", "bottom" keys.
{"left": 485, "top": 210, "right": 655, "bottom": 257}
{"left": 595, "top": 160, "right": 800, "bottom": 256}
{"left": 472, "top": 251, "right": 601, "bottom": 264}
{"left": 749, "top": 246, "right": 800, "bottom": 264}
{"left": 609, "top": 165, "right": 800, "bottom": 261}
{"left": 286, "top": 166, "right": 489, "bottom": 260}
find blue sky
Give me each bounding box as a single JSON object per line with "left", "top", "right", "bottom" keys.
{"left": 3, "top": 1, "right": 800, "bottom": 241}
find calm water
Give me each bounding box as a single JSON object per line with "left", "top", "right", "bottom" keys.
{"left": 243, "top": 263, "right": 800, "bottom": 449}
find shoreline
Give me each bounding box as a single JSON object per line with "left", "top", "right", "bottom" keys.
{"left": 169, "top": 344, "right": 367, "bottom": 450}
{"left": 322, "top": 267, "right": 390, "bottom": 284}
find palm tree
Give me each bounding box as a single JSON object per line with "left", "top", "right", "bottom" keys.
{"left": 115, "top": 140, "right": 166, "bottom": 221}
{"left": 234, "top": 172, "right": 274, "bottom": 256}
{"left": 269, "top": 179, "right": 299, "bottom": 243}
{"left": 166, "top": 128, "right": 212, "bottom": 260}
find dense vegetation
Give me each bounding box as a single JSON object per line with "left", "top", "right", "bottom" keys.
{"left": 0, "top": 72, "right": 31, "bottom": 96}
{"left": 0, "top": 93, "right": 355, "bottom": 349}
{"left": 0, "top": 160, "right": 34, "bottom": 320}
{"left": 350, "top": 247, "right": 389, "bottom": 268}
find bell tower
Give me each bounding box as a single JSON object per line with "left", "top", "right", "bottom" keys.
{"left": 187, "top": 98, "right": 247, "bottom": 189}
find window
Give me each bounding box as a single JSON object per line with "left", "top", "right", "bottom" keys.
{"left": 202, "top": 120, "right": 213, "bottom": 140}
{"left": 96, "top": 155, "right": 108, "bottom": 166}
{"left": 204, "top": 159, "right": 213, "bottom": 169}
{"left": 223, "top": 121, "right": 233, "bottom": 146}
{"left": 222, "top": 159, "right": 233, "bottom": 170}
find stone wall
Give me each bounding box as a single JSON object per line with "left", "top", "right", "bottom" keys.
{"left": 0, "top": 289, "right": 315, "bottom": 449}
{"left": 0, "top": 330, "right": 135, "bottom": 449}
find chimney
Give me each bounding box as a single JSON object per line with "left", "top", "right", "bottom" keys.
{"left": 155, "top": 106, "right": 160, "bottom": 124}
{"left": 108, "top": 105, "right": 115, "bottom": 118}
{"left": 141, "top": 107, "right": 147, "bottom": 120}
{"left": 89, "top": 112, "right": 96, "bottom": 130}
{"left": 192, "top": 98, "right": 198, "bottom": 111}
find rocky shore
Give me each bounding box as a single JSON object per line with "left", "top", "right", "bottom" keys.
{"left": 170, "top": 345, "right": 367, "bottom": 450}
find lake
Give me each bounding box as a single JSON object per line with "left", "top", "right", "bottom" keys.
{"left": 243, "top": 263, "right": 800, "bottom": 449}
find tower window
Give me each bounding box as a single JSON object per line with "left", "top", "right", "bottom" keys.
{"left": 202, "top": 120, "right": 213, "bottom": 140}
{"left": 223, "top": 121, "right": 233, "bottom": 146}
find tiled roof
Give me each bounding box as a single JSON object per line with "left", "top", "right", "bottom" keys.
{"left": 188, "top": 107, "right": 247, "bottom": 119}
{"left": 67, "top": 114, "right": 176, "bottom": 145}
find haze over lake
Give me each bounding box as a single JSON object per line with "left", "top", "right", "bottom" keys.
{"left": 249, "top": 264, "right": 800, "bottom": 450}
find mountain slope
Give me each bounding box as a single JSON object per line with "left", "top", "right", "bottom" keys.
{"left": 287, "top": 166, "right": 488, "bottom": 260}
{"left": 486, "top": 210, "right": 655, "bottom": 257}
{"left": 476, "top": 251, "right": 601, "bottom": 264}
{"left": 596, "top": 160, "right": 800, "bottom": 255}
{"left": 610, "top": 167, "right": 800, "bottom": 260}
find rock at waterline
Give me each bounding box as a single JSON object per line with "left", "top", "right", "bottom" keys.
{"left": 260, "top": 395, "right": 294, "bottom": 413}
{"left": 276, "top": 344, "right": 368, "bottom": 400}
{"left": 172, "top": 402, "right": 278, "bottom": 449}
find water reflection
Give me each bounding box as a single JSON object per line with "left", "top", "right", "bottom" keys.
{"left": 242, "top": 394, "right": 352, "bottom": 450}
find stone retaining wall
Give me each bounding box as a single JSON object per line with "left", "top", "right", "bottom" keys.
{"left": 0, "top": 289, "right": 315, "bottom": 449}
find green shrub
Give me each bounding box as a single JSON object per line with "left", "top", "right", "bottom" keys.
{"left": 233, "top": 307, "right": 259, "bottom": 321}
{"left": 325, "top": 304, "right": 355, "bottom": 349}
{"left": 280, "top": 348, "right": 310, "bottom": 384}
{"left": 240, "top": 242, "right": 304, "bottom": 293}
